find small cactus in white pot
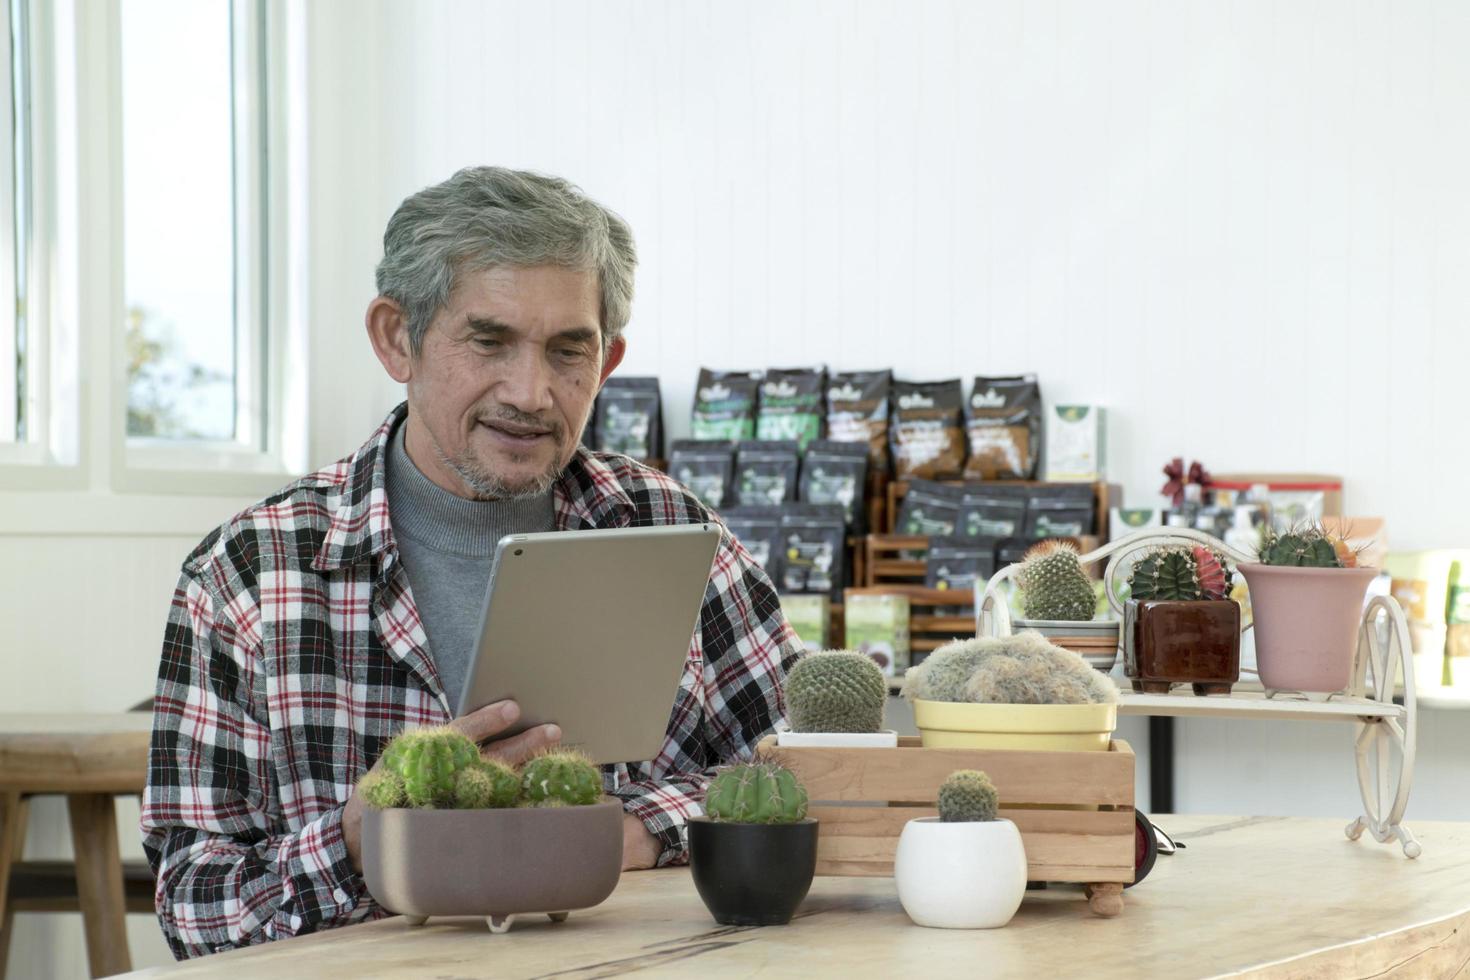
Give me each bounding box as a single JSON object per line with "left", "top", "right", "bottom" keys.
{"left": 894, "top": 770, "right": 1027, "bottom": 929}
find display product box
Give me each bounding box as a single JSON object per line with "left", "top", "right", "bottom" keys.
{"left": 1044, "top": 405, "right": 1106, "bottom": 482}
{"left": 1110, "top": 507, "right": 1160, "bottom": 542}
{"left": 780, "top": 594, "right": 830, "bottom": 651}
{"left": 843, "top": 591, "right": 911, "bottom": 676}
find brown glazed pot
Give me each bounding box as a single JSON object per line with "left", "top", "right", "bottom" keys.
{"left": 1124, "top": 599, "right": 1241, "bottom": 695}
{"left": 362, "top": 800, "right": 623, "bottom": 933}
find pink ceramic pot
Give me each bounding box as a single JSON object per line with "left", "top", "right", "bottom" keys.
{"left": 1238, "top": 563, "right": 1377, "bottom": 694}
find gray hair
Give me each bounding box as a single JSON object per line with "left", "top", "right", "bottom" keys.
{"left": 375, "top": 167, "right": 637, "bottom": 355}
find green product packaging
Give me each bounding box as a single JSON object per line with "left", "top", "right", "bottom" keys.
{"left": 692, "top": 368, "right": 761, "bottom": 441}
{"left": 844, "top": 591, "right": 911, "bottom": 677}
{"left": 756, "top": 367, "right": 827, "bottom": 448}
{"left": 779, "top": 594, "right": 831, "bottom": 652}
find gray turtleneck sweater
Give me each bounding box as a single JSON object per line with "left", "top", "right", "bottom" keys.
{"left": 384, "top": 422, "right": 556, "bottom": 710}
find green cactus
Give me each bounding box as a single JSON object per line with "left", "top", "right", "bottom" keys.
{"left": 381, "top": 727, "right": 482, "bottom": 808}
{"left": 520, "top": 750, "right": 603, "bottom": 807}
{"left": 356, "top": 769, "right": 408, "bottom": 810}
{"left": 937, "top": 770, "right": 999, "bottom": 822}
{"left": 1259, "top": 527, "right": 1343, "bottom": 568}
{"left": 901, "top": 632, "right": 1118, "bottom": 705}
{"left": 704, "top": 761, "right": 809, "bottom": 824}
{"left": 1018, "top": 541, "right": 1096, "bottom": 621}
{"left": 452, "top": 758, "right": 521, "bottom": 809}
{"left": 1130, "top": 548, "right": 1203, "bottom": 601}
{"left": 784, "top": 650, "right": 887, "bottom": 734}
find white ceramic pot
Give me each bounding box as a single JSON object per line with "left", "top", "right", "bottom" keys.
{"left": 894, "top": 817, "right": 1027, "bottom": 929}
{"left": 775, "top": 730, "right": 899, "bottom": 748}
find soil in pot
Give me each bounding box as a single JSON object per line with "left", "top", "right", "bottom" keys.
{"left": 1124, "top": 599, "right": 1241, "bottom": 695}
{"left": 688, "top": 818, "right": 818, "bottom": 926}
{"left": 1238, "top": 564, "right": 1377, "bottom": 695}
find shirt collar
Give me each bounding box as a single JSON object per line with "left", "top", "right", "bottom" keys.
{"left": 312, "top": 403, "right": 637, "bottom": 571}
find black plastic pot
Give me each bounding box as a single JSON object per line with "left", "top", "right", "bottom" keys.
{"left": 688, "top": 818, "right": 819, "bottom": 926}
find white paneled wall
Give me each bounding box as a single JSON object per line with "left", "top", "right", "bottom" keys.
{"left": 336, "top": 0, "right": 1470, "bottom": 549}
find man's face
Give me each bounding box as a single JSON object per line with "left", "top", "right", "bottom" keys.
{"left": 400, "top": 264, "right": 622, "bottom": 499}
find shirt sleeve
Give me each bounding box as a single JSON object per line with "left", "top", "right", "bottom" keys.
{"left": 140, "top": 566, "right": 376, "bottom": 959}
{"left": 611, "top": 526, "right": 802, "bottom": 865}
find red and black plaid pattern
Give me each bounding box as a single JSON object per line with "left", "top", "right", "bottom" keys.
{"left": 141, "top": 403, "right": 799, "bottom": 959}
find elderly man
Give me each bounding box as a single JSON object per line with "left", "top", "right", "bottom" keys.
{"left": 141, "top": 167, "right": 800, "bottom": 959}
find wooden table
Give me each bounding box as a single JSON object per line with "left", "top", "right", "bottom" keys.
{"left": 0, "top": 713, "right": 154, "bottom": 978}
{"left": 126, "top": 814, "right": 1470, "bottom": 978}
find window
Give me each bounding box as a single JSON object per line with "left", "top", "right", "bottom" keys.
{"left": 0, "top": 0, "right": 31, "bottom": 448}
{"left": 121, "top": 0, "right": 268, "bottom": 453}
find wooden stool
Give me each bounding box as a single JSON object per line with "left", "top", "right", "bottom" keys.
{"left": 0, "top": 714, "right": 153, "bottom": 978}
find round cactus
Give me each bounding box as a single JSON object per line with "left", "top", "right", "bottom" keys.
{"left": 1129, "top": 548, "right": 1203, "bottom": 601}
{"left": 381, "top": 727, "right": 482, "bottom": 808}
{"left": 1018, "top": 541, "right": 1096, "bottom": 621}
{"left": 937, "top": 770, "right": 998, "bottom": 822}
{"left": 452, "top": 758, "right": 521, "bottom": 809}
{"left": 520, "top": 751, "right": 603, "bottom": 807}
{"left": 704, "top": 761, "right": 808, "bottom": 824}
{"left": 1191, "top": 545, "right": 1231, "bottom": 599}
{"left": 902, "top": 633, "right": 1118, "bottom": 706}
{"left": 785, "top": 650, "right": 887, "bottom": 734}
{"left": 356, "top": 769, "right": 408, "bottom": 810}
{"left": 1259, "top": 527, "right": 1344, "bottom": 568}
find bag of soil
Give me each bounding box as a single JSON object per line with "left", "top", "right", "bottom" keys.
{"left": 894, "top": 479, "right": 964, "bottom": 537}
{"left": 826, "top": 369, "right": 892, "bottom": 470}
{"left": 996, "top": 537, "right": 1033, "bottom": 569}
{"left": 692, "top": 369, "right": 761, "bottom": 441}
{"left": 957, "top": 485, "right": 1029, "bottom": 539}
{"left": 721, "top": 508, "right": 784, "bottom": 577}
{"left": 964, "top": 375, "right": 1041, "bottom": 480}
{"left": 1024, "top": 484, "right": 1096, "bottom": 539}
{"left": 798, "top": 440, "right": 869, "bottom": 532}
{"left": 668, "top": 439, "right": 736, "bottom": 511}
{"left": 779, "top": 504, "right": 849, "bottom": 602}
{"left": 890, "top": 379, "right": 966, "bottom": 480}
{"left": 593, "top": 376, "right": 662, "bottom": 461}
{"left": 924, "top": 537, "right": 997, "bottom": 593}
{"left": 734, "top": 440, "right": 800, "bottom": 507}
{"left": 756, "top": 367, "right": 826, "bottom": 448}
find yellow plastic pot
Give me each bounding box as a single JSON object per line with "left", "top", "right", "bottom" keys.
{"left": 911, "top": 699, "right": 1117, "bottom": 751}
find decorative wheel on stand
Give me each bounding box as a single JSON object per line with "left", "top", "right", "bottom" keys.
{"left": 1345, "top": 596, "right": 1421, "bottom": 859}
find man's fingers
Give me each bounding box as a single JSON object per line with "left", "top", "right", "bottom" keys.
{"left": 451, "top": 700, "right": 520, "bottom": 744}
{"left": 483, "top": 724, "right": 562, "bottom": 767}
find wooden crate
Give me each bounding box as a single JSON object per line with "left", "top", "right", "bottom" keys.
{"left": 760, "top": 735, "right": 1136, "bottom": 916}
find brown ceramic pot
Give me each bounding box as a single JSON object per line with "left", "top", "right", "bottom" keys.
{"left": 1124, "top": 599, "right": 1241, "bottom": 695}
{"left": 362, "top": 800, "right": 623, "bottom": 933}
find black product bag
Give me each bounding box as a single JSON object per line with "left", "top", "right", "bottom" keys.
{"left": 722, "top": 508, "right": 785, "bottom": 579}
{"left": 798, "top": 439, "right": 870, "bottom": 532}
{"left": 778, "top": 503, "right": 849, "bottom": 602}
{"left": 757, "top": 367, "right": 827, "bottom": 448}
{"left": 593, "top": 376, "right": 663, "bottom": 461}
{"left": 957, "top": 484, "right": 1030, "bottom": 539}
{"left": 890, "top": 379, "right": 967, "bottom": 480}
{"left": 1024, "top": 484, "right": 1096, "bottom": 539}
{"left": 668, "top": 439, "right": 736, "bottom": 511}
{"left": 963, "top": 375, "right": 1042, "bottom": 480}
{"left": 826, "top": 369, "right": 891, "bottom": 471}
{"left": 691, "top": 368, "right": 761, "bottom": 441}
{"left": 924, "top": 537, "right": 999, "bottom": 593}
{"left": 894, "top": 479, "right": 964, "bottom": 537}
{"left": 734, "top": 440, "right": 801, "bottom": 507}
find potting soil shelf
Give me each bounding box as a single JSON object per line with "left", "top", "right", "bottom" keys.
{"left": 1116, "top": 689, "right": 1405, "bottom": 722}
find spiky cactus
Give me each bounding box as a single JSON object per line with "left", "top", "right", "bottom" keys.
{"left": 520, "top": 750, "right": 603, "bottom": 807}
{"left": 357, "top": 769, "right": 408, "bottom": 809}
{"left": 381, "top": 727, "right": 482, "bottom": 808}
{"left": 784, "top": 650, "right": 887, "bottom": 734}
{"left": 453, "top": 758, "right": 522, "bottom": 810}
{"left": 937, "top": 770, "right": 999, "bottom": 822}
{"left": 1129, "top": 544, "right": 1233, "bottom": 601}
{"left": 1259, "top": 526, "right": 1345, "bottom": 568}
{"left": 704, "top": 761, "right": 809, "bottom": 824}
{"left": 1018, "top": 541, "right": 1096, "bottom": 621}
{"left": 901, "top": 632, "right": 1118, "bottom": 706}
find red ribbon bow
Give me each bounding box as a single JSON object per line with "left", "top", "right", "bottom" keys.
{"left": 1161, "top": 458, "right": 1213, "bottom": 507}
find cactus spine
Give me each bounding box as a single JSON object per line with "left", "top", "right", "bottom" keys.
{"left": 1129, "top": 544, "right": 1233, "bottom": 602}
{"left": 356, "top": 769, "right": 408, "bottom": 809}
{"left": 381, "top": 727, "right": 482, "bottom": 808}
{"left": 704, "top": 761, "right": 809, "bottom": 824}
{"left": 1259, "top": 526, "right": 1347, "bottom": 568}
{"left": 1018, "top": 541, "right": 1096, "bottom": 621}
{"left": 937, "top": 770, "right": 999, "bottom": 822}
{"left": 901, "top": 632, "right": 1118, "bottom": 706}
{"left": 784, "top": 650, "right": 887, "bottom": 734}
{"left": 520, "top": 750, "right": 603, "bottom": 807}
{"left": 453, "top": 758, "right": 522, "bottom": 810}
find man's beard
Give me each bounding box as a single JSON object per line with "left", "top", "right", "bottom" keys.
{"left": 438, "top": 410, "right": 566, "bottom": 501}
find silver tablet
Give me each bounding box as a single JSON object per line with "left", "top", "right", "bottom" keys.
{"left": 457, "top": 523, "right": 721, "bottom": 764}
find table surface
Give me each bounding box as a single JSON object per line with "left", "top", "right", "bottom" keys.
{"left": 0, "top": 712, "right": 153, "bottom": 793}
{"left": 127, "top": 814, "right": 1470, "bottom": 979}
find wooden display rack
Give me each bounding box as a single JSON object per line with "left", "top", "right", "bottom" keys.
{"left": 760, "top": 735, "right": 1136, "bottom": 917}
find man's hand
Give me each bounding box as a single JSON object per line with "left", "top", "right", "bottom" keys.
{"left": 621, "top": 813, "right": 662, "bottom": 871}
{"left": 343, "top": 700, "right": 561, "bottom": 872}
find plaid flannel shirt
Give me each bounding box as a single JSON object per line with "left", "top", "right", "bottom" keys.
{"left": 141, "top": 403, "right": 799, "bottom": 959}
